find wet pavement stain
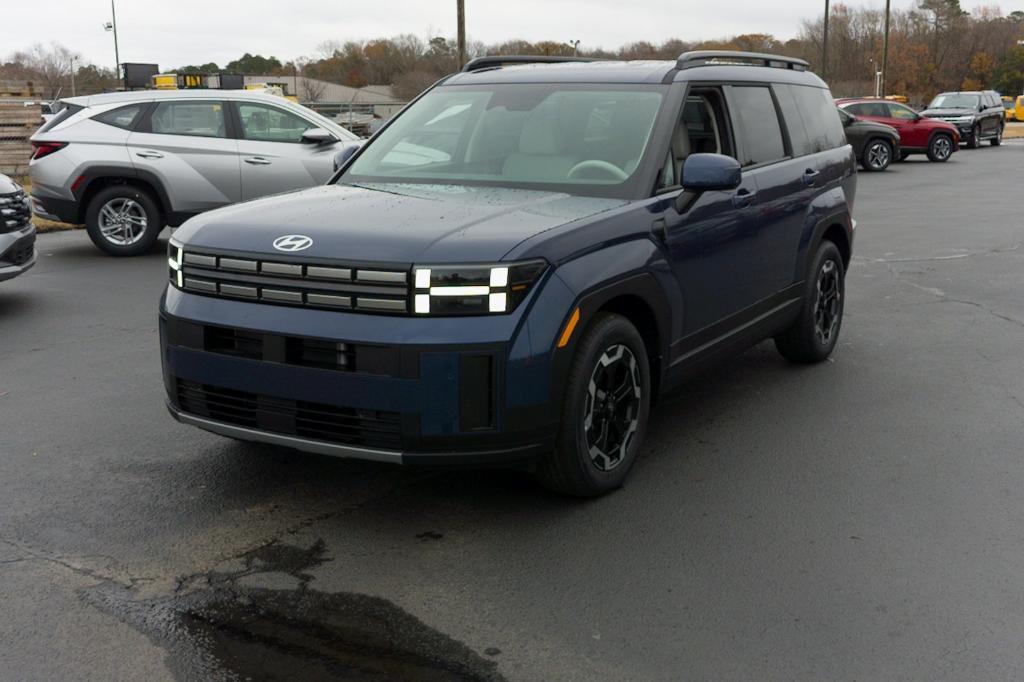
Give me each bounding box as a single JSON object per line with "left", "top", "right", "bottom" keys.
{"left": 85, "top": 540, "right": 505, "bottom": 682}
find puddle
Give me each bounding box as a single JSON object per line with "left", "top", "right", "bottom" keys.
{"left": 86, "top": 539, "right": 505, "bottom": 681}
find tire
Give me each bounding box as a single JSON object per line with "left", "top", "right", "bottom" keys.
{"left": 968, "top": 125, "right": 981, "bottom": 149}
{"left": 860, "top": 139, "right": 892, "bottom": 172}
{"left": 926, "top": 134, "right": 954, "bottom": 162}
{"left": 537, "top": 313, "right": 651, "bottom": 498}
{"left": 85, "top": 185, "right": 163, "bottom": 257}
{"left": 991, "top": 125, "right": 1003, "bottom": 147}
{"left": 774, "top": 240, "right": 846, "bottom": 364}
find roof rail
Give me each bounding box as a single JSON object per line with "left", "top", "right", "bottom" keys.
{"left": 462, "top": 55, "right": 597, "bottom": 73}
{"left": 677, "top": 51, "right": 809, "bottom": 72}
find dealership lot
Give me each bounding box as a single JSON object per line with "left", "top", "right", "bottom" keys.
{"left": 2, "top": 144, "right": 1023, "bottom": 679}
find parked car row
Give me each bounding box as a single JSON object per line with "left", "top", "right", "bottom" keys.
{"left": 835, "top": 89, "right": 1014, "bottom": 173}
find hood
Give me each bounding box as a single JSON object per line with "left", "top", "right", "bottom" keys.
{"left": 922, "top": 108, "right": 975, "bottom": 118}
{"left": 0, "top": 174, "right": 22, "bottom": 195}
{"left": 173, "top": 183, "right": 626, "bottom": 263}
{"left": 850, "top": 120, "right": 899, "bottom": 137}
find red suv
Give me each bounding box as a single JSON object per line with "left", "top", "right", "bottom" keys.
{"left": 836, "top": 98, "right": 960, "bottom": 163}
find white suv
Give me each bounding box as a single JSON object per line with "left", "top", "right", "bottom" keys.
{"left": 29, "top": 90, "right": 360, "bottom": 256}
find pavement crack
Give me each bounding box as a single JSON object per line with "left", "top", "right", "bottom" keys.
{"left": 855, "top": 240, "right": 1022, "bottom": 264}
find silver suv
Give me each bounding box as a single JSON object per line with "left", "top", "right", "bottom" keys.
{"left": 0, "top": 174, "right": 35, "bottom": 282}
{"left": 29, "top": 90, "right": 360, "bottom": 256}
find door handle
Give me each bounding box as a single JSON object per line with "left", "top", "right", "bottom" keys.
{"left": 732, "top": 189, "right": 756, "bottom": 208}
{"left": 802, "top": 169, "right": 821, "bottom": 186}
{"left": 244, "top": 156, "right": 272, "bottom": 165}
{"left": 136, "top": 150, "right": 163, "bottom": 159}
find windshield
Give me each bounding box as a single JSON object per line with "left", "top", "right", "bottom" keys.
{"left": 928, "top": 94, "right": 980, "bottom": 109}
{"left": 342, "top": 84, "right": 665, "bottom": 197}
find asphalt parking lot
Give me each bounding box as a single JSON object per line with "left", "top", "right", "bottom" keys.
{"left": 2, "top": 143, "right": 1024, "bottom": 681}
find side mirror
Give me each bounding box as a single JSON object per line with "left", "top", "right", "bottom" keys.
{"left": 681, "top": 153, "right": 742, "bottom": 193}
{"left": 332, "top": 143, "right": 362, "bottom": 172}
{"left": 302, "top": 127, "right": 337, "bottom": 145}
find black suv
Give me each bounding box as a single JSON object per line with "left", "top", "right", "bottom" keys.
{"left": 921, "top": 90, "right": 1004, "bottom": 148}
{"left": 161, "top": 51, "right": 857, "bottom": 497}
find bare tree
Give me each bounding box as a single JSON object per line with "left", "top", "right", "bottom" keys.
{"left": 299, "top": 76, "right": 327, "bottom": 103}
{"left": 10, "top": 42, "right": 79, "bottom": 99}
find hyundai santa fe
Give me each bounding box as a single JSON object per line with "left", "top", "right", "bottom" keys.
{"left": 161, "top": 51, "right": 857, "bottom": 497}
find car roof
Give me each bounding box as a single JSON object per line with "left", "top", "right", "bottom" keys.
{"left": 443, "top": 59, "right": 827, "bottom": 88}
{"left": 60, "top": 89, "right": 294, "bottom": 108}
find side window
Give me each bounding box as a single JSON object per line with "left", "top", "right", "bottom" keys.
{"left": 237, "top": 103, "right": 315, "bottom": 143}
{"left": 150, "top": 101, "right": 226, "bottom": 138}
{"left": 94, "top": 104, "right": 145, "bottom": 130}
{"left": 728, "top": 86, "right": 786, "bottom": 167}
{"left": 789, "top": 85, "right": 847, "bottom": 152}
{"left": 775, "top": 85, "right": 812, "bottom": 157}
{"left": 887, "top": 103, "right": 917, "bottom": 120}
{"left": 656, "top": 89, "right": 733, "bottom": 191}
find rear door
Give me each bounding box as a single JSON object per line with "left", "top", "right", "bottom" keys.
{"left": 127, "top": 99, "right": 240, "bottom": 213}
{"left": 231, "top": 101, "right": 340, "bottom": 201}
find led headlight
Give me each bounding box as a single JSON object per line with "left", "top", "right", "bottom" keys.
{"left": 412, "top": 260, "right": 546, "bottom": 315}
{"left": 168, "top": 238, "right": 183, "bottom": 289}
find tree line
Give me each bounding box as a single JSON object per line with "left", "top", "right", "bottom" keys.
{"left": 3, "top": 0, "right": 1023, "bottom": 105}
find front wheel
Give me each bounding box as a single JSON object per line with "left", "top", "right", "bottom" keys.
{"left": 537, "top": 313, "right": 651, "bottom": 497}
{"left": 85, "top": 185, "right": 163, "bottom": 257}
{"left": 860, "top": 139, "right": 892, "bottom": 172}
{"left": 927, "top": 134, "right": 954, "bottom": 162}
{"left": 774, "top": 240, "right": 846, "bottom": 364}
{"left": 968, "top": 125, "right": 981, "bottom": 149}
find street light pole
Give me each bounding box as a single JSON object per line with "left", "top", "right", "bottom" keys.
{"left": 104, "top": 1, "right": 121, "bottom": 84}
{"left": 70, "top": 56, "right": 76, "bottom": 97}
{"left": 881, "top": 0, "right": 892, "bottom": 98}
{"left": 456, "top": 0, "right": 466, "bottom": 69}
{"left": 822, "top": 0, "right": 830, "bottom": 81}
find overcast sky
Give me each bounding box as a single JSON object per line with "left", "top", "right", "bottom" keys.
{"left": 3, "top": 1, "right": 1017, "bottom": 71}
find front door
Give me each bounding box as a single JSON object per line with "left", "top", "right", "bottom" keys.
{"left": 232, "top": 101, "right": 339, "bottom": 201}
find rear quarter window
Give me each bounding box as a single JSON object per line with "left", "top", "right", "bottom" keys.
{"left": 788, "top": 86, "right": 847, "bottom": 153}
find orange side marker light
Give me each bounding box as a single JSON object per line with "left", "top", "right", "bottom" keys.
{"left": 557, "top": 308, "right": 581, "bottom": 348}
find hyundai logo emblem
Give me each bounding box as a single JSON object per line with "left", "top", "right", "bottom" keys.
{"left": 273, "top": 235, "right": 313, "bottom": 252}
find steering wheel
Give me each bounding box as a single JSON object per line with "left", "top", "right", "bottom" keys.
{"left": 567, "top": 160, "right": 629, "bottom": 181}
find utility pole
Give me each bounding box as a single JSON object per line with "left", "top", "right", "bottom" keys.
{"left": 70, "top": 56, "right": 76, "bottom": 97}
{"left": 456, "top": 0, "right": 467, "bottom": 69}
{"left": 104, "top": 0, "right": 121, "bottom": 83}
{"left": 881, "top": 0, "right": 892, "bottom": 97}
{"left": 822, "top": 0, "right": 830, "bottom": 81}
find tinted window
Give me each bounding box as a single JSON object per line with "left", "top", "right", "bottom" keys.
{"left": 788, "top": 86, "right": 847, "bottom": 152}
{"left": 846, "top": 101, "right": 888, "bottom": 118}
{"left": 887, "top": 103, "right": 918, "bottom": 120}
{"left": 775, "top": 85, "right": 812, "bottom": 156}
{"left": 94, "top": 104, "right": 145, "bottom": 130}
{"left": 238, "top": 103, "right": 314, "bottom": 143}
{"left": 150, "top": 101, "right": 226, "bottom": 138}
{"left": 729, "top": 86, "right": 786, "bottom": 166}
{"left": 36, "top": 103, "right": 82, "bottom": 134}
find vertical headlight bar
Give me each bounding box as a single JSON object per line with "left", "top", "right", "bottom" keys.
{"left": 168, "top": 240, "right": 183, "bottom": 288}
{"left": 412, "top": 261, "right": 546, "bottom": 316}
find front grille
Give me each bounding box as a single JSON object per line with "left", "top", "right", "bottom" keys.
{"left": 0, "top": 190, "right": 31, "bottom": 233}
{"left": 0, "top": 233, "right": 35, "bottom": 266}
{"left": 175, "top": 379, "right": 402, "bottom": 450}
{"left": 177, "top": 249, "right": 410, "bottom": 314}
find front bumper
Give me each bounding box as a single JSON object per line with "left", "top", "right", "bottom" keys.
{"left": 0, "top": 224, "right": 36, "bottom": 283}
{"left": 160, "top": 281, "right": 577, "bottom": 466}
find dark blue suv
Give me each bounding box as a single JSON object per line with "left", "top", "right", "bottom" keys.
{"left": 161, "top": 51, "right": 856, "bottom": 497}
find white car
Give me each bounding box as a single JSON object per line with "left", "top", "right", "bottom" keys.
{"left": 29, "top": 90, "right": 361, "bottom": 256}
{"left": 0, "top": 174, "right": 35, "bottom": 282}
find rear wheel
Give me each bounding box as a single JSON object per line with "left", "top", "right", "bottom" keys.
{"left": 927, "top": 134, "right": 953, "bottom": 162}
{"left": 774, "top": 240, "right": 846, "bottom": 364}
{"left": 991, "top": 125, "right": 1003, "bottom": 146}
{"left": 537, "top": 313, "right": 651, "bottom": 498}
{"left": 85, "top": 185, "right": 163, "bottom": 257}
{"left": 860, "top": 139, "right": 892, "bottom": 172}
